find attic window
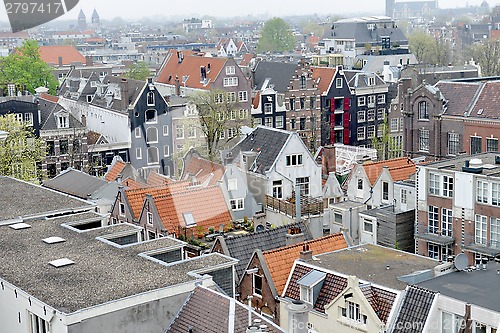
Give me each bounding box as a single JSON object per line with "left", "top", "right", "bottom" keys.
{"left": 147, "top": 92, "right": 155, "bottom": 106}
{"left": 183, "top": 212, "right": 196, "bottom": 227}
{"left": 58, "top": 115, "right": 69, "bottom": 128}
{"left": 43, "top": 237, "right": 66, "bottom": 244}
{"left": 49, "top": 258, "right": 75, "bottom": 268}
{"left": 9, "top": 223, "right": 31, "bottom": 230}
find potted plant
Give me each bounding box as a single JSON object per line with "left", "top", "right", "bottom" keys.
{"left": 196, "top": 226, "right": 204, "bottom": 239}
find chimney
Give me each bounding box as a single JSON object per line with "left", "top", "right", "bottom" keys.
{"left": 286, "top": 300, "right": 312, "bottom": 333}
{"left": 321, "top": 145, "right": 336, "bottom": 176}
{"left": 120, "top": 78, "right": 129, "bottom": 110}
{"left": 85, "top": 55, "right": 93, "bottom": 67}
{"left": 81, "top": 114, "right": 86, "bottom": 127}
{"left": 177, "top": 51, "right": 184, "bottom": 64}
{"left": 58, "top": 56, "right": 63, "bottom": 67}
{"left": 299, "top": 243, "right": 312, "bottom": 261}
{"left": 286, "top": 227, "right": 305, "bottom": 246}
{"left": 174, "top": 76, "right": 181, "bottom": 96}
{"left": 200, "top": 66, "right": 207, "bottom": 82}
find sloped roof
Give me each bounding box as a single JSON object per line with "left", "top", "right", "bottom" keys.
{"left": 43, "top": 168, "right": 107, "bottom": 199}
{"left": 40, "top": 93, "right": 59, "bottom": 103}
{"left": 392, "top": 286, "right": 437, "bottom": 333}
{"left": 182, "top": 153, "right": 225, "bottom": 186}
{"left": 105, "top": 160, "right": 126, "bottom": 182}
{"left": 90, "top": 75, "right": 146, "bottom": 113}
{"left": 360, "top": 284, "right": 397, "bottom": 324}
{"left": 146, "top": 171, "right": 171, "bottom": 186}
{"left": 435, "top": 81, "right": 482, "bottom": 117}
{"left": 166, "top": 286, "right": 285, "bottom": 333}
{"left": 252, "top": 61, "right": 297, "bottom": 92}
{"left": 38, "top": 46, "right": 85, "bottom": 66}
{"left": 311, "top": 66, "right": 336, "bottom": 95}
{"left": 156, "top": 50, "right": 227, "bottom": 90}
{"left": 252, "top": 90, "right": 260, "bottom": 109}
{"left": 240, "top": 53, "right": 254, "bottom": 66}
{"left": 262, "top": 233, "right": 348, "bottom": 295}
{"left": 469, "top": 81, "right": 500, "bottom": 119}
{"left": 125, "top": 186, "right": 171, "bottom": 220}
{"left": 362, "top": 157, "right": 416, "bottom": 186}
{"left": 227, "top": 126, "right": 291, "bottom": 175}
{"left": 215, "top": 222, "right": 312, "bottom": 279}
{"left": 38, "top": 98, "right": 84, "bottom": 131}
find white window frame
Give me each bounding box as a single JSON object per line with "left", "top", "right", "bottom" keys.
{"left": 252, "top": 273, "right": 263, "bottom": 297}
{"left": 147, "top": 92, "right": 155, "bottom": 106}
{"left": 29, "top": 312, "right": 50, "bottom": 333}
{"left": 357, "top": 127, "right": 366, "bottom": 140}
{"left": 358, "top": 110, "right": 366, "bottom": 123}
{"left": 477, "top": 180, "right": 488, "bottom": 204}
{"left": 300, "top": 286, "right": 313, "bottom": 304}
{"left": 377, "top": 94, "right": 386, "bottom": 104}
{"left": 367, "top": 95, "right": 376, "bottom": 107}
{"left": 147, "top": 212, "right": 153, "bottom": 225}
{"left": 358, "top": 96, "right": 366, "bottom": 106}
{"left": 491, "top": 217, "right": 500, "bottom": 249}
{"left": 223, "top": 77, "right": 238, "bottom": 87}
{"left": 135, "top": 127, "right": 141, "bottom": 138}
{"left": 238, "top": 90, "right": 248, "bottom": 102}
{"left": 228, "top": 179, "right": 237, "bottom": 191}
{"left": 475, "top": 214, "right": 487, "bottom": 245}
{"left": 428, "top": 205, "right": 439, "bottom": 234}
{"left": 136, "top": 147, "right": 142, "bottom": 159}
{"left": 442, "top": 208, "right": 453, "bottom": 237}
{"left": 176, "top": 124, "right": 184, "bottom": 139}
{"left": 163, "top": 125, "right": 169, "bottom": 136}
{"left": 390, "top": 118, "right": 398, "bottom": 132}
{"left": 230, "top": 198, "right": 244, "bottom": 211}
{"left": 226, "top": 66, "right": 236, "bottom": 75}
{"left": 275, "top": 116, "right": 284, "bottom": 129}
{"left": 420, "top": 129, "right": 429, "bottom": 152}
{"left": 286, "top": 154, "right": 303, "bottom": 166}
{"left": 163, "top": 145, "right": 170, "bottom": 157}
{"left": 336, "top": 78, "right": 343, "bottom": 88}
{"left": 448, "top": 133, "right": 459, "bottom": 155}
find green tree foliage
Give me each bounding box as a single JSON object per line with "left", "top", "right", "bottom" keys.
{"left": 302, "top": 21, "right": 325, "bottom": 39}
{"left": 125, "top": 61, "right": 151, "bottom": 81}
{"left": 465, "top": 39, "right": 500, "bottom": 76}
{"left": 408, "top": 30, "right": 451, "bottom": 66}
{"left": 372, "top": 117, "right": 402, "bottom": 160}
{"left": 0, "top": 40, "right": 58, "bottom": 95}
{"left": 0, "top": 114, "right": 45, "bottom": 182}
{"left": 257, "top": 18, "right": 296, "bottom": 53}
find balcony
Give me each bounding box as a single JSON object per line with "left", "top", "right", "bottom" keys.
{"left": 265, "top": 195, "right": 324, "bottom": 217}
{"left": 463, "top": 235, "right": 500, "bottom": 257}
{"left": 415, "top": 224, "right": 454, "bottom": 246}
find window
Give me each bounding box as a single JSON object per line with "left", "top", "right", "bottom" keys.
{"left": 377, "top": 94, "right": 385, "bottom": 104}
{"left": 334, "top": 213, "right": 342, "bottom": 224}
{"left": 493, "top": 183, "right": 500, "bottom": 206}
{"left": 227, "top": 92, "right": 237, "bottom": 103}
{"left": 442, "top": 208, "right": 453, "bottom": 237}
{"left": 491, "top": 217, "right": 500, "bottom": 249}
{"left": 428, "top": 243, "right": 439, "bottom": 260}
{"left": 390, "top": 118, "right": 398, "bottom": 132}
{"left": 219, "top": 130, "right": 225, "bottom": 139}
{"left": 58, "top": 115, "right": 68, "bottom": 128}
{"left": 136, "top": 147, "right": 142, "bottom": 159}
{"left": 299, "top": 117, "right": 306, "bottom": 130}
{"left": 367, "top": 109, "right": 375, "bottom": 121}
{"left": 239, "top": 109, "right": 248, "bottom": 119}
{"left": 119, "top": 202, "right": 126, "bottom": 216}
{"left": 368, "top": 77, "right": 375, "bottom": 86}
{"left": 357, "top": 178, "right": 363, "bottom": 190}
{"left": 336, "top": 78, "right": 343, "bottom": 88}
{"left": 215, "top": 93, "right": 224, "bottom": 104}
{"left": 163, "top": 125, "right": 169, "bottom": 136}
{"left": 145, "top": 109, "right": 157, "bottom": 123}
{"left": 146, "top": 127, "right": 158, "bottom": 143}
{"left": 253, "top": 274, "right": 263, "bottom": 296}
{"left": 289, "top": 97, "right": 295, "bottom": 111}
{"left": 420, "top": 129, "right": 429, "bottom": 152}
{"left": 475, "top": 214, "right": 487, "bottom": 245}
{"left": 443, "top": 175, "right": 453, "bottom": 197}
{"left": 300, "top": 286, "right": 312, "bottom": 304}
{"left": 228, "top": 128, "right": 236, "bottom": 139}
{"left": 290, "top": 118, "right": 296, "bottom": 129}
{"left": 477, "top": 180, "right": 488, "bottom": 204}
{"left": 358, "top": 111, "right": 366, "bottom": 122}
{"left": 187, "top": 125, "right": 196, "bottom": 138}
{"left": 310, "top": 96, "right": 315, "bottom": 109}
{"left": 264, "top": 117, "right": 273, "bottom": 127}
{"left": 471, "top": 136, "right": 482, "bottom": 154}
{"left": 429, "top": 205, "right": 439, "bottom": 234}
{"left": 147, "top": 147, "right": 159, "bottom": 164}
{"left": 487, "top": 138, "right": 498, "bottom": 152}
{"left": 401, "top": 188, "right": 407, "bottom": 204}
{"left": 300, "top": 75, "right": 307, "bottom": 89}
{"left": 263, "top": 102, "right": 273, "bottom": 114}
{"left": 135, "top": 127, "right": 141, "bottom": 138}
{"left": 226, "top": 66, "right": 235, "bottom": 75}
{"left": 377, "top": 108, "right": 385, "bottom": 120}
{"left": 230, "top": 198, "right": 244, "bottom": 211}
{"left": 147, "top": 92, "right": 155, "bottom": 106}
{"left": 448, "top": 133, "right": 459, "bottom": 155}
{"left": 429, "top": 173, "right": 441, "bottom": 196}
{"left": 367, "top": 95, "right": 376, "bottom": 107}
{"left": 163, "top": 145, "right": 169, "bottom": 157}
{"left": 367, "top": 125, "right": 375, "bottom": 139}
{"left": 357, "top": 127, "right": 366, "bottom": 140}
{"left": 147, "top": 212, "right": 153, "bottom": 225}
{"left": 273, "top": 180, "right": 283, "bottom": 199}
{"left": 274, "top": 116, "right": 284, "bottom": 128}
{"left": 29, "top": 312, "right": 49, "bottom": 333}
{"left": 300, "top": 97, "right": 305, "bottom": 110}
{"left": 346, "top": 301, "right": 361, "bottom": 322}
{"left": 296, "top": 177, "right": 310, "bottom": 196}
{"left": 238, "top": 90, "right": 248, "bottom": 102}
{"left": 228, "top": 179, "right": 237, "bottom": 191}
{"left": 418, "top": 101, "right": 429, "bottom": 120}
{"left": 364, "top": 220, "right": 373, "bottom": 233}
{"left": 382, "top": 181, "right": 389, "bottom": 201}
{"left": 59, "top": 139, "right": 68, "bottom": 155}
{"left": 24, "top": 113, "right": 33, "bottom": 126}
{"left": 358, "top": 96, "right": 366, "bottom": 106}
{"left": 176, "top": 124, "right": 184, "bottom": 139}
{"left": 377, "top": 125, "right": 384, "bottom": 138}
{"left": 223, "top": 77, "right": 238, "bottom": 87}
{"left": 286, "top": 154, "right": 303, "bottom": 166}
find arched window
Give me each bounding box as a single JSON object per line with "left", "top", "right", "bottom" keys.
{"left": 145, "top": 109, "right": 157, "bottom": 123}
{"left": 357, "top": 178, "right": 363, "bottom": 190}
{"left": 418, "top": 101, "right": 428, "bottom": 120}
{"left": 146, "top": 127, "right": 158, "bottom": 143}
{"left": 147, "top": 147, "right": 159, "bottom": 164}
{"left": 300, "top": 74, "right": 306, "bottom": 89}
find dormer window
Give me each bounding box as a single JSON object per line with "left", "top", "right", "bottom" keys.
{"left": 147, "top": 92, "right": 155, "bottom": 106}
{"left": 297, "top": 269, "right": 326, "bottom": 305}
{"left": 57, "top": 115, "right": 69, "bottom": 128}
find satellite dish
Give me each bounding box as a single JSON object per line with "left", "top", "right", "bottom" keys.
{"left": 255, "top": 224, "right": 265, "bottom": 232}
{"left": 454, "top": 253, "right": 468, "bottom": 271}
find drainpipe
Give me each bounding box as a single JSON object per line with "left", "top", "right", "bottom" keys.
{"left": 296, "top": 184, "right": 301, "bottom": 223}
{"left": 349, "top": 207, "right": 353, "bottom": 240}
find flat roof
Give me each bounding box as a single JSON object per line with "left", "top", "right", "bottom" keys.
{"left": 311, "top": 244, "right": 439, "bottom": 290}
{"left": 0, "top": 216, "right": 235, "bottom": 314}
{"left": 422, "top": 153, "right": 500, "bottom": 177}
{"left": 418, "top": 263, "right": 500, "bottom": 312}
{"left": 0, "top": 177, "right": 93, "bottom": 222}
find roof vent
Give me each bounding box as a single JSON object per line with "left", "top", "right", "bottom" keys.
{"left": 43, "top": 237, "right": 66, "bottom": 244}
{"left": 49, "top": 258, "right": 75, "bottom": 268}
{"left": 462, "top": 159, "right": 483, "bottom": 174}
{"left": 478, "top": 108, "right": 484, "bottom": 115}
{"left": 9, "top": 223, "right": 31, "bottom": 230}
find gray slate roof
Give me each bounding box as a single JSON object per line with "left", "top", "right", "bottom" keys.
{"left": 38, "top": 99, "right": 84, "bottom": 131}
{"left": 90, "top": 75, "right": 146, "bottom": 113}
{"left": 214, "top": 221, "right": 312, "bottom": 278}
{"left": 392, "top": 285, "right": 437, "bottom": 333}
{"left": 43, "top": 168, "right": 108, "bottom": 199}
{"left": 252, "top": 61, "right": 297, "bottom": 92}
{"left": 166, "top": 286, "right": 285, "bottom": 333}
{"left": 227, "top": 126, "right": 291, "bottom": 175}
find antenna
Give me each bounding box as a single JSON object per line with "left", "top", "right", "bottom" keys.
{"left": 454, "top": 253, "right": 468, "bottom": 271}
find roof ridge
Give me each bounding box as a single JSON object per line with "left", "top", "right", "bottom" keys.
{"left": 263, "top": 233, "right": 344, "bottom": 255}
{"left": 153, "top": 184, "right": 220, "bottom": 200}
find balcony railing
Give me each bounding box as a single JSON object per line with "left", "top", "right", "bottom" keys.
{"left": 265, "top": 195, "right": 324, "bottom": 217}
{"left": 415, "top": 223, "right": 454, "bottom": 245}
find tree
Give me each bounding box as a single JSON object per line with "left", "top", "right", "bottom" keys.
{"left": 371, "top": 117, "right": 402, "bottom": 160}
{"left": 408, "top": 30, "right": 451, "bottom": 66}
{"left": 188, "top": 89, "right": 247, "bottom": 162}
{"left": 125, "top": 61, "right": 151, "bottom": 81}
{"left": 0, "top": 40, "right": 58, "bottom": 95}
{"left": 257, "top": 18, "right": 296, "bottom": 53}
{"left": 465, "top": 38, "right": 500, "bottom": 76}
{"left": 301, "top": 21, "right": 325, "bottom": 40}
{"left": 0, "top": 114, "right": 45, "bottom": 182}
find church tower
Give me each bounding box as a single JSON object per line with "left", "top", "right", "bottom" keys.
{"left": 78, "top": 9, "right": 87, "bottom": 31}
{"left": 386, "top": 0, "right": 395, "bottom": 17}
{"left": 91, "top": 9, "right": 100, "bottom": 26}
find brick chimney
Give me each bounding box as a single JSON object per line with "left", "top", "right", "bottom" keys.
{"left": 286, "top": 226, "right": 305, "bottom": 246}
{"left": 174, "top": 76, "right": 180, "bottom": 96}
{"left": 322, "top": 145, "right": 336, "bottom": 176}
{"left": 58, "top": 56, "right": 63, "bottom": 67}
{"left": 299, "top": 243, "right": 312, "bottom": 261}
{"left": 85, "top": 55, "right": 93, "bottom": 67}
{"left": 120, "top": 78, "right": 129, "bottom": 110}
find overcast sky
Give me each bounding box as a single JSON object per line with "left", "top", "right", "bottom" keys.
{"left": 0, "top": 0, "right": 494, "bottom": 23}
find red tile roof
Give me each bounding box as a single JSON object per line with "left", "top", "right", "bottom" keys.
{"left": 125, "top": 186, "right": 171, "bottom": 219}
{"left": 362, "top": 157, "right": 416, "bottom": 186}
{"left": 38, "top": 46, "right": 86, "bottom": 66}
{"left": 252, "top": 91, "right": 260, "bottom": 109}
{"left": 147, "top": 171, "right": 171, "bottom": 186}
{"left": 262, "top": 233, "right": 348, "bottom": 295}
{"left": 240, "top": 53, "right": 254, "bottom": 67}
{"left": 156, "top": 50, "right": 227, "bottom": 90}
{"left": 470, "top": 81, "right": 500, "bottom": 119}
{"left": 182, "top": 154, "right": 225, "bottom": 186}
{"left": 39, "top": 93, "right": 59, "bottom": 103}
{"left": 104, "top": 161, "right": 126, "bottom": 182}
{"left": 435, "top": 82, "right": 482, "bottom": 117}
{"left": 311, "top": 66, "right": 336, "bottom": 95}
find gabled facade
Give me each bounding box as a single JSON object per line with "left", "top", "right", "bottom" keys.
{"left": 251, "top": 83, "right": 287, "bottom": 131}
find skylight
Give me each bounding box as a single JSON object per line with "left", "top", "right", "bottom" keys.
{"left": 9, "top": 223, "right": 31, "bottom": 230}
{"left": 183, "top": 212, "right": 196, "bottom": 227}
{"left": 49, "top": 258, "right": 75, "bottom": 268}
{"left": 43, "top": 237, "right": 66, "bottom": 244}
